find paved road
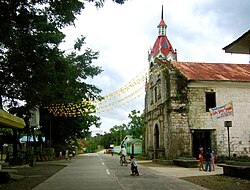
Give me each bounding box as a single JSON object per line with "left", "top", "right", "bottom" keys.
{"left": 32, "top": 153, "right": 210, "bottom": 190}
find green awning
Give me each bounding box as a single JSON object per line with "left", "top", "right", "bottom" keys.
{"left": 0, "top": 109, "right": 25, "bottom": 129}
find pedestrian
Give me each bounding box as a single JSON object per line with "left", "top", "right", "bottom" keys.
{"left": 65, "top": 149, "right": 69, "bottom": 160}
{"left": 198, "top": 150, "right": 204, "bottom": 171}
{"left": 130, "top": 154, "right": 139, "bottom": 176}
{"left": 59, "top": 151, "right": 62, "bottom": 160}
{"left": 111, "top": 148, "right": 114, "bottom": 156}
{"left": 211, "top": 150, "right": 215, "bottom": 171}
{"left": 205, "top": 148, "right": 211, "bottom": 172}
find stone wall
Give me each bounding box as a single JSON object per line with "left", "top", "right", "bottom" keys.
{"left": 145, "top": 63, "right": 191, "bottom": 159}
{"left": 187, "top": 82, "right": 250, "bottom": 157}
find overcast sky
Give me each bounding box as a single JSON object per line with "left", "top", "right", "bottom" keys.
{"left": 61, "top": 0, "right": 250, "bottom": 134}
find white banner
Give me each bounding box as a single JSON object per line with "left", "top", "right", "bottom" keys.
{"left": 209, "top": 102, "right": 234, "bottom": 120}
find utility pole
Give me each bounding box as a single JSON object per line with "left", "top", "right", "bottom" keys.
{"left": 224, "top": 121, "right": 232, "bottom": 158}
{"left": 120, "top": 127, "right": 122, "bottom": 145}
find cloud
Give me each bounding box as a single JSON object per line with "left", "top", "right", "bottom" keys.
{"left": 61, "top": 0, "right": 250, "bottom": 133}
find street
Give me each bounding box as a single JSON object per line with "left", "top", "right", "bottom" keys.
{"left": 32, "top": 153, "right": 207, "bottom": 190}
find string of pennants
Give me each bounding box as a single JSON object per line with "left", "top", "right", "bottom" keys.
{"left": 45, "top": 64, "right": 167, "bottom": 117}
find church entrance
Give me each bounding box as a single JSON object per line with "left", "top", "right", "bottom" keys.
{"left": 153, "top": 124, "right": 160, "bottom": 159}
{"left": 191, "top": 130, "right": 211, "bottom": 159}
{"left": 154, "top": 124, "right": 159, "bottom": 149}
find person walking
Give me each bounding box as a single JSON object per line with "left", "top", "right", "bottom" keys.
{"left": 205, "top": 148, "right": 211, "bottom": 172}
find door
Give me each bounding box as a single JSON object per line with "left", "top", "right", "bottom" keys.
{"left": 192, "top": 130, "right": 211, "bottom": 159}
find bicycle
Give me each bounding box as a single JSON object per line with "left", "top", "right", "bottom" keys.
{"left": 120, "top": 155, "right": 128, "bottom": 166}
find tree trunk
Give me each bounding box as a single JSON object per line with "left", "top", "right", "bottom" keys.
{"left": 12, "top": 129, "right": 18, "bottom": 161}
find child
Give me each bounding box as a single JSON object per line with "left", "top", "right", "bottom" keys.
{"left": 198, "top": 151, "right": 204, "bottom": 171}
{"left": 130, "top": 154, "right": 139, "bottom": 176}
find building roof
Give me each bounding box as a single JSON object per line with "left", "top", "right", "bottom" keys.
{"left": 151, "top": 36, "right": 177, "bottom": 58}
{"left": 170, "top": 61, "right": 250, "bottom": 82}
{"left": 0, "top": 109, "right": 25, "bottom": 129}
{"left": 223, "top": 30, "right": 250, "bottom": 54}
{"left": 150, "top": 6, "right": 177, "bottom": 59}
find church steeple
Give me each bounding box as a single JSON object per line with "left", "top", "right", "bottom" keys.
{"left": 157, "top": 5, "right": 167, "bottom": 36}
{"left": 148, "top": 5, "right": 177, "bottom": 61}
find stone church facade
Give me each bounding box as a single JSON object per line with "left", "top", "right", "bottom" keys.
{"left": 144, "top": 10, "right": 250, "bottom": 159}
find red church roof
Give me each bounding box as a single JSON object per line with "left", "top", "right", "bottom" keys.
{"left": 151, "top": 36, "right": 177, "bottom": 58}
{"left": 150, "top": 6, "right": 177, "bottom": 60}
{"left": 171, "top": 61, "right": 250, "bottom": 82}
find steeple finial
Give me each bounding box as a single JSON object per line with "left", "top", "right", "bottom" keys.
{"left": 161, "top": 5, "right": 163, "bottom": 20}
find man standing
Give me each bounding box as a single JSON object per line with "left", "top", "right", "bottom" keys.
{"left": 205, "top": 148, "right": 211, "bottom": 172}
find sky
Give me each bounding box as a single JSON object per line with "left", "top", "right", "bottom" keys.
{"left": 61, "top": 0, "right": 250, "bottom": 134}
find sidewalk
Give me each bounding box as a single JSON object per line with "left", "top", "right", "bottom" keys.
{"left": 137, "top": 160, "right": 223, "bottom": 178}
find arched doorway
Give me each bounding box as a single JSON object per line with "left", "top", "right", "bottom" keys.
{"left": 153, "top": 124, "right": 160, "bottom": 159}
{"left": 154, "top": 124, "right": 159, "bottom": 149}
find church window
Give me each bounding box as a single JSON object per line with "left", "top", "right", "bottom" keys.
{"left": 150, "top": 82, "right": 153, "bottom": 105}
{"left": 158, "top": 80, "right": 161, "bottom": 99}
{"left": 154, "top": 86, "right": 158, "bottom": 102}
{"left": 206, "top": 92, "right": 216, "bottom": 112}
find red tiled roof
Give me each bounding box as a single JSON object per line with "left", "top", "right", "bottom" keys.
{"left": 171, "top": 61, "right": 250, "bottom": 82}
{"left": 151, "top": 36, "right": 177, "bottom": 58}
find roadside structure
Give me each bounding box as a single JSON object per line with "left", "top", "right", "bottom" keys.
{"left": 0, "top": 109, "right": 25, "bottom": 169}
{"left": 144, "top": 7, "right": 250, "bottom": 159}
{"left": 0, "top": 109, "right": 25, "bottom": 130}
{"left": 121, "top": 135, "right": 142, "bottom": 155}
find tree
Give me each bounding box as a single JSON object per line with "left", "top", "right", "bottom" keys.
{"left": 127, "top": 110, "right": 144, "bottom": 139}
{"left": 109, "top": 124, "right": 128, "bottom": 145}
{"left": 0, "top": 0, "right": 128, "bottom": 155}
{"left": 85, "top": 110, "right": 144, "bottom": 152}
{"left": 0, "top": 1, "right": 103, "bottom": 108}
{"left": 0, "top": 0, "right": 129, "bottom": 107}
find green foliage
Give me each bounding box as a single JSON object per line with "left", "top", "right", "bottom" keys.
{"left": 85, "top": 110, "right": 144, "bottom": 151}
{"left": 0, "top": 0, "right": 129, "bottom": 154}
{"left": 127, "top": 110, "right": 144, "bottom": 139}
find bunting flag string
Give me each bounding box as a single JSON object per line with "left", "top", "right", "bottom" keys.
{"left": 44, "top": 63, "right": 168, "bottom": 116}
{"left": 92, "top": 68, "right": 147, "bottom": 102}
{"left": 95, "top": 85, "right": 145, "bottom": 113}
{"left": 45, "top": 101, "right": 96, "bottom": 117}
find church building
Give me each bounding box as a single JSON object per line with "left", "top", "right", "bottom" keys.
{"left": 144, "top": 7, "right": 250, "bottom": 160}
